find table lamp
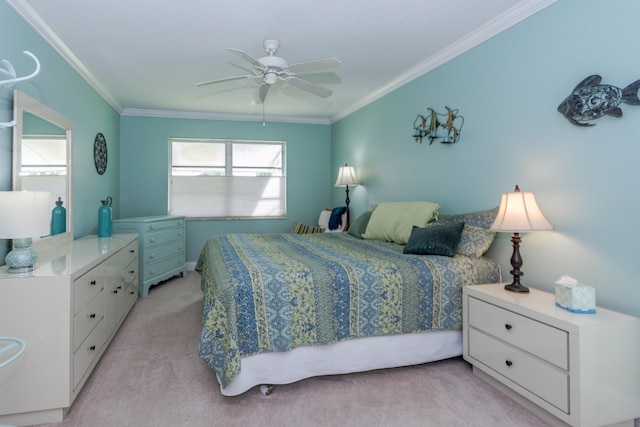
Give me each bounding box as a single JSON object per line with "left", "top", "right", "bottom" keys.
{"left": 0, "top": 191, "right": 52, "bottom": 273}
{"left": 490, "top": 185, "right": 553, "bottom": 293}
{"left": 334, "top": 164, "right": 360, "bottom": 229}
{"left": 334, "top": 164, "right": 359, "bottom": 209}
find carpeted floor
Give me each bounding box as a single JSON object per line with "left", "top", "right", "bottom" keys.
{"left": 36, "top": 272, "right": 551, "bottom": 427}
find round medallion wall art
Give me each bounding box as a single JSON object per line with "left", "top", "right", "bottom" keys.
{"left": 93, "top": 132, "right": 108, "bottom": 175}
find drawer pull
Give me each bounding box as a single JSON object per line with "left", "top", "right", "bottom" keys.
{"left": 150, "top": 253, "right": 155, "bottom": 259}
{"left": 89, "top": 345, "right": 96, "bottom": 351}
{"left": 505, "top": 323, "right": 512, "bottom": 330}
{"left": 505, "top": 360, "right": 513, "bottom": 367}
{"left": 113, "top": 289, "right": 118, "bottom": 294}
{"left": 90, "top": 280, "right": 97, "bottom": 286}
{"left": 129, "top": 270, "right": 135, "bottom": 274}
{"left": 130, "top": 249, "right": 135, "bottom": 253}
{"left": 89, "top": 313, "right": 96, "bottom": 319}
{"left": 150, "top": 238, "right": 155, "bottom": 243}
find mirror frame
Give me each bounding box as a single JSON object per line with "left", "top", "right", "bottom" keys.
{"left": 12, "top": 90, "right": 73, "bottom": 250}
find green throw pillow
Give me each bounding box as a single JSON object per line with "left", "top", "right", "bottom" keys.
{"left": 403, "top": 222, "right": 465, "bottom": 256}
{"left": 347, "top": 211, "right": 373, "bottom": 239}
{"left": 362, "top": 201, "right": 440, "bottom": 244}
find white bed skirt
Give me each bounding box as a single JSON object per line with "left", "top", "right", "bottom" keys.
{"left": 219, "top": 330, "right": 462, "bottom": 396}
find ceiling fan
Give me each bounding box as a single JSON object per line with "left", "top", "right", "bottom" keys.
{"left": 195, "top": 39, "right": 341, "bottom": 104}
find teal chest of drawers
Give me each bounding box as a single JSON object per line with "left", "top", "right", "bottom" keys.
{"left": 113, "top": 215, "right": 187, "bottom": 297}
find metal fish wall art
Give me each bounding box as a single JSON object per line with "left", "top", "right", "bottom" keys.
{"left": 557, "top": 74, "right": 640, "bottom": 126}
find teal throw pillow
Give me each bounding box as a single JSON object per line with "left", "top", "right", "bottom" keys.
{"left": 403, "top": 222, "right": 465, "bottom": 256}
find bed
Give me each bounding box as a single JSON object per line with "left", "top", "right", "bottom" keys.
{"left": 196, "top": 203, "right": 501, "bottom": 396}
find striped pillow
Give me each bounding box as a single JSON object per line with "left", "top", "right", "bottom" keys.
{"left": 291, "top": 221, "right": 325, "bottom": 234}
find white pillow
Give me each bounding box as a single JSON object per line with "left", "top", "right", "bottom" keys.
{"left": 361, "top": 201, "right": 440, "bottom": 244}
{"left": 318, "top": 209, "right": 347, "bottom": 232}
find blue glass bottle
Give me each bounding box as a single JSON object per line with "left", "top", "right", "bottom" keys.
{"left": 98, "top": 196, "right": 113, "bottom": 237}
{"left": 51, "top": 197, "right": 66, "bottom": 236}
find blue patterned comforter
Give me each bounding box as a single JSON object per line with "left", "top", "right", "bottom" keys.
{"left": 196, "top": 232, "right": 499, "bottom": 388}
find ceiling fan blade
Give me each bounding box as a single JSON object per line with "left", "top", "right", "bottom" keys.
{"left": 258, "top": 83, "right": 270, "bottom": 104}
{"left": 283, "top": 76, "right": 333, "bottom": 98}
{"left": 228, "top": 48, "right": 264, "bottom": 69}
{"left": 286, "top": 58, "right": 342, "bottom": 74}
{"left": 195, "top": 74, "right": 255, "bottom": 86}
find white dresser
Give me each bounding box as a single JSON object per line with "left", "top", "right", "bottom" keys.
{"left": 463, "top": 284, "right": 640, "bottom": 427}
{"left": 0, "top": 234, "right": 138, "bottom": 426}
{"left": 113, "top": 215, "right": 187, "bottom": 297}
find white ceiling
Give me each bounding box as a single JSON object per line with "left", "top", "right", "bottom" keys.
{"left": 9, "top": 0, "right": 555, "bottom": 124}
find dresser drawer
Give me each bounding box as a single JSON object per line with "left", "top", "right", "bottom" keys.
{"left": 144, "top": 218, "right": 184, "bottom": 232}
{"left": 73, "top": 291, "right": 104, "bottom": 352}
{"left": 468, "top": 297, "right": 568, "bottom": 370}
{"left": 122, "top": 240, "right": 138, "bottom": 264}
{"left": 73, "top": 270, "right": 104, "bottom": 315}
{"left": 144, "top": 253, "right": 185, "bottom": 281}
{"left": 469, "top": 328, "right": 569, "bottom": 413}
{"left": 123, "top": 257, "right": 138, "bottom": 285}
{"left": 73, "top": 320, "right": 105, "bottom": 389}
{"left": 144, "top": 241, "right": 184, "bottom": 265}
{"left": 145, "top": 228, "right": 184, "bottom": 248}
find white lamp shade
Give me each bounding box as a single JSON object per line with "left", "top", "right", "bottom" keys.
{"left": 334, "top": 165, "right": 359, "bottom": 187}
{"left": 0, "top": 191, "right": 52, "bottom": 239}
{"left": 490, "top": 189, "right": 553, "bottom": 232}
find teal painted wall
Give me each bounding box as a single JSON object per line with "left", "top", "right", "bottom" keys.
{"left": 5, "top": 0, "right": 640, "bottom": 319}
{"left": 1, "top": 1, "right": 120, "bottom": 261}
{"left": 332, "top": 0, "right": 640, "bottom": 317}
{"left": 119, "top": 116, "right": 331, "bottom": 261}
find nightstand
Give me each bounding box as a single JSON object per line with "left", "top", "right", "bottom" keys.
{"left": 463, "top": 284, "right": 640, "bottom": 427}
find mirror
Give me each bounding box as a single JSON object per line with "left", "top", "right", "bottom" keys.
{"left": 12, "top": 90, "right": 73, "bottom": 250}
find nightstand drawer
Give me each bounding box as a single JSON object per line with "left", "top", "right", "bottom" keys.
{"left": 469, "top": 328, "right": 569, "bottom": 413}
{"left": 468, "top": 297, "right": 568, "bottom": 370}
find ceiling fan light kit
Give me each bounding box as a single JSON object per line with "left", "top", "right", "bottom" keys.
{"left": 195, "top": 39, "right": 341, "bottom": 105}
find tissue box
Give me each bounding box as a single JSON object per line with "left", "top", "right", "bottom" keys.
{"left": 555, "top": 284, "right": 596, "bottom": 314}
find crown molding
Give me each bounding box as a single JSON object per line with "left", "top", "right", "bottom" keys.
{"left": 121, "top": 108, "right": 331, "bottom": 125}
{"left": 6, "top": 0, "right": 123, "bottom": 113}
{"left": 10, "top": 0, "right": 555, "bottom": 125}
{"left": 330, "top": 0, "right": 557, "bottom": 123}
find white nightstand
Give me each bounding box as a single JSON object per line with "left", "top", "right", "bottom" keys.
{"left": 463, "top": 284, "right": 640, "bottom": 427}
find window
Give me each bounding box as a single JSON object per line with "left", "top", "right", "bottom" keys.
{"left": 18, "top": 134, "right": 67, "bottom": 197}
{"left": 169, "top": 138, "right": 285, "bottom": 218}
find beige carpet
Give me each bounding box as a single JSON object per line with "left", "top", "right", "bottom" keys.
{"left": 36, "top": 272, "right": 550, "bottom": 427}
